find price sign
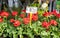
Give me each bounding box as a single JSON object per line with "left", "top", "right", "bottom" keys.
{"left": 26, "top": 7, "right": 31, "bottom": 13}
{"left": 26, "top": 7, "right": 37, "bottom": 14}
{"left": 8, "top": 0, "right": 13, "bottom": 7}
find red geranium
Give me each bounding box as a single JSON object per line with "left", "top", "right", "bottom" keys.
{"left": 56, "top": 14, "right": 60, "bottom": 18}
{"left": 12, "top": 11, "right": 18, "bottom": 16}
{"left": 23, "top": 18, "right": 30, "bottom": 25}
{"left": 32, "top": 14, "right": 38, "bottom": 21}
{"left": 10, "top": 19, "right": 15, "bottom": 23}
{"left": 1, "top": 11, "right": 9, "bottom": 17}
{"left": 20, "top": 14, "right": 25, "bottom": 18}
{"left": 50, "top": 20, "right": 58, "bottom": 26}
{"left": 42, "top": 21, "right": 50, "bottom": 29}
{"left": 52, "top": 10, "right": 57, "bottom": 16}
{"left": 0, "top": 18, "right": 3, "bottom": 22}
{"left": 13, "top": 20, "right": 21, "bottom": 27}
{"left": 43, "top": 12, "right": 50, "bottom": 17}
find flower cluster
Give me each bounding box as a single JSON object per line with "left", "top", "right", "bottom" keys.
{"left": 0, "top": 10, "right": 60, "bottom": 38}
{"left": 42, "top": 10, "right": 59, "bottom": 29}
{"left": 42, "top": 20, "right": 58, "bottom": 29}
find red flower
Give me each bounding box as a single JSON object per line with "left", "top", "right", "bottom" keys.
{"left": 56, "top": 14, "right": 60, "bottom": 18}
{"left": 0, "top": 18, "right": 3, "bottom": 22}
{"left": 20, "top": 14, "right": 25, "bottom": 18}
{"left": 23, "top": 18, "right": 30, "bottom": 25}
{"left": 12, "top": 11, "right": 18, "bottom": 16}
{"left": 32, "top": 14, "right": 38, "bottom": 21}
{"left": 42, "top": 21, "right": 50, "bottom": 28}
{"left": 43, "top": 12, "right": 50, "bottom": 17}
{"left": 22, "top": 10, "right": 26, "bottom": 13}
{"left": 52, "top": 10, "right": 57, "bottom": 16}
{"left": 10, "top": 19, "right": 15, "bottom": 23}
{"left": 50, "top": 20, "right": 57, "bottom": 26}
{"left": 13, "top": 20, "right": 21, "bottom": 27}
{"left": 1, "top": 11, "right": 9, "bottom": 17}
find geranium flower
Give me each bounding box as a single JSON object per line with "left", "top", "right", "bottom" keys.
{"left": 52, "top": 10, "right": 58, "bottom": 16}
{"left": 43, "top": 12, "right": 51, "bottom": 17}
{"left": 13, "top": 20, "right": 21, "bottom": 27}
{"left": 49, "top": 20, "right": 58, "bottom": 26}
{"left": 32, "top": 14, "right": 38, "bottom": 21}
{"left": 10, "top": 19, "right": 15, "bottom": 23}
{"left": 1, "top": 11, "right": 9, "bottom": 17}
{"left": 56, "top": 14, "right": 60, "bottom": 18}
{"left": 42, "top": 21, "right": 50, "bottom": 29}
{"left": 12, "top": 11, "right": 18, "bottom": 16}
{"left": 23, "top": 18, "right": 30, "bottom": 25}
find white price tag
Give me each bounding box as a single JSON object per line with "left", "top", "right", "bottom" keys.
{"left": 26, "top": 7, "right": 30, "bottom": 13}
{"left": 26, "top": 7, "right": 37, "bottom": 14}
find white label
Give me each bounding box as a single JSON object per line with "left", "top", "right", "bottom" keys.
{"left": 8, "top": 0, "right": 13, "bottom": 7}
{"left": 26, "top": 7, "right": 37, "bottom": 14}
{"left": 26, "top": 7, "right": 31, "bottom": 13}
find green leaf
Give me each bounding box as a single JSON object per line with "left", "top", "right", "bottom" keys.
{"left": 41, "top": 31, "right": 50, "bottom": 36}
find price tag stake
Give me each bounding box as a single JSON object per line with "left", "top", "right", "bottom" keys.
{"left": 30, "top": 12, "right": 32, "bottom": 26}
{"left": 26, "top": 7, "right": 37, "bottom": 26}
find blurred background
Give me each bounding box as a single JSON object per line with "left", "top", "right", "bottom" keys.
{"left": 0, "top": 0, "right": 60, "bottom": 12}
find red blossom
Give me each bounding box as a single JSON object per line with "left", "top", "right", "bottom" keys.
{"left": 13, "top": 20, "right": 21, "bottom": 27}
{"left": 42, "top": 21, "right": 50, "bottom": 29}
{"left": 12, "top": 11, "right": 18, "bottom": 16}
{"left": 32, "top": 14, "right": 38, "bottom": 21}
{"left": 43, "top": 12, "right": 50, "bottom": 17}
{"left": 23, "top": 18, "right": 30, "bottom": 25}
{"left": 49, "top": 20, "right": 58, "bottom": 26}
{"left": 10, "top": 19, "right": 15, "bottom": 23}
{"left": 52, "top": 10, "right": 58, "bottom": 16}
{"left": 56, "top": 14, "right": 60, "bottom": 18}
{"left": 1, "top": 11, "right": 9, "bottom": 17}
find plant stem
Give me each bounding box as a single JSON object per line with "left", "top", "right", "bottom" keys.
{"left": 3, "top": 17, "right": 7, "bottom": 27}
